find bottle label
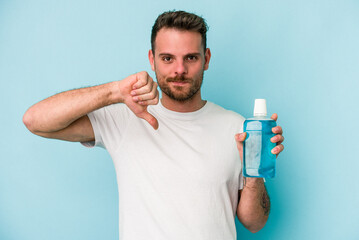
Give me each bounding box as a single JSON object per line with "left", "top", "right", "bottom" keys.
{"left": 245, "top": 131, "right": 262, "bottom": 170}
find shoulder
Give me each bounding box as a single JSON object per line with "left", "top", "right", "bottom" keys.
{"left": 207, "top": 102, "right": 245, "bottom": 122}
{"left": 204, "top": 102, "right": 245, "bottom": 132}
{"left": 88, "top": 103, "right": 135, "bottom": 127}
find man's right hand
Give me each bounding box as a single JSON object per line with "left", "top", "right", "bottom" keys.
{"left": 116, "top": 71, "right": 159, "bottom": 130}
{"left": 23, "top": 71, "right": 160, "bottom": 142}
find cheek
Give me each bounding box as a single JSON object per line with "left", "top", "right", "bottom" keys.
{"left": 192, "top": 63, "right": 205, "bottom": 76}
{"left": 155, "top": 64, "right": 172, "bottom": 77}
{"left": 154, "top": 65, "right": 168, "bottom": 81}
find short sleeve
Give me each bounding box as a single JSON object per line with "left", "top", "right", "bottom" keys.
{"left": 80, "top": 103, "right": 131, "bottom": 150}
{"left": 238, "top": 169, "right": 244, "bottom": 190}
{"left": 81, "top": 111, "right": 105, "bottom": 148}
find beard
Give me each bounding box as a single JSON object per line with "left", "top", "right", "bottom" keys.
{"left": 155, "top": 71, "right": 204, "bottom": 102}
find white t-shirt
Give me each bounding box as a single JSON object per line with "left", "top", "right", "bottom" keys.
{"left": 83, "top": 101, "right": 245, "bottom": 240}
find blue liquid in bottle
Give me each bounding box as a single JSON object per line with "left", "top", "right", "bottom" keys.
{"left": 243, "top": 99, "right": 277, "bottom": 178}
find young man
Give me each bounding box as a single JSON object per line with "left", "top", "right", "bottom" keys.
{"left": 23, "top": 11, "right": 284, "bottom": 240}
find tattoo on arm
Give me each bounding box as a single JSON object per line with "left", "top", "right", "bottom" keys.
{"left": 261, "top": 190, "right": 270, "bottom": 216}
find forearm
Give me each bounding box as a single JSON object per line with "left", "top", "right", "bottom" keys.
{"left": 237, "top": 178, "right": 270, "bottom": 233}
{"left": 23, "top": 81, "right": 121, "bottom": 133}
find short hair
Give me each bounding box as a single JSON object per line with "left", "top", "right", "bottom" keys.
{"left": 151, "top": 10, "right": 208, "bottom": 54}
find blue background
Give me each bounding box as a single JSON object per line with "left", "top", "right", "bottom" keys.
{"left": 1, "top": 0, "right": 358, "bottom": 239}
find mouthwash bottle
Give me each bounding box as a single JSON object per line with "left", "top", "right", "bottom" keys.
{"left": 243, "top": 99, "right": 277, "bottom": 178}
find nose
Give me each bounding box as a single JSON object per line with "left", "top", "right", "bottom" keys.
{"left": 174, "top": 60, "right": 187, "bottom": 75}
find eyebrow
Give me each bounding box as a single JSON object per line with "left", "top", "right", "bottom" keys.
{"left": 185, "top": 52, "right": 201, "bottom": 57}
{"left": 158, "top": 52, "right": 201, "bottom": 57}
{"left": 158, "top": 53, "right": 174, "bottom": 57}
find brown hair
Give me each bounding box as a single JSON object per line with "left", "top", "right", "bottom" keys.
{"left": 151, "top": 10, "right": 208, "bottom": 54}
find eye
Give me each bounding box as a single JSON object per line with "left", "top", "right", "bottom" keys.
{"left": 162, "top": 56, "right": 172, "bottom": 62}
{"left": 186, "top": 55, "right": 198, "bottom": 61}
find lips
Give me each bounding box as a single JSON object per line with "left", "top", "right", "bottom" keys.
{"left": 167, "top": 77, "right": 191, "bottom": 84}
{"left": 170, "top": 81, "right": 189, "bottom": 87}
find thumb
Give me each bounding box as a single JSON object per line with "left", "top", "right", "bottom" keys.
{"left": 139, "top": 110, "right": 159, "bottom": 130}
{"left": 235, "top": 132, "right": 247, "bottom": 162}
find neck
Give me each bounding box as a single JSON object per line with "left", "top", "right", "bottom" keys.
{"left": 161, "top": 91, "right": 206, "bottom": 113}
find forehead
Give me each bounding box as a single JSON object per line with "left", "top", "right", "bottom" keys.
{"left": 154, "top": 28, "right": 203, "bottom": 55}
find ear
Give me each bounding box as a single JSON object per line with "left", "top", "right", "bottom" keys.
{"left": 148, "top": 49, "right": 155, "bottom": 71}
{"left": 204, "top": 48, "right": 211, "bottom": 71}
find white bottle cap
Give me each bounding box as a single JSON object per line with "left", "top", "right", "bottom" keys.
{"left": 253, "top": 99, "right": 267, "bottom": 116}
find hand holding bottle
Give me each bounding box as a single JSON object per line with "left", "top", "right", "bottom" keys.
{"left": 235, "top": 99, "right": 285, "bottom": 178}
{"left": 235, "top": 114, "right": 284, "bottom": 159}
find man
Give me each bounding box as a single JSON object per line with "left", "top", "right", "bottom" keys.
{"left": 23, "top": 10, "right": 284, "bottom": 240}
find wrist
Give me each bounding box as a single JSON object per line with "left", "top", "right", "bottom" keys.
{"left": 107, "top": 81, "right": 124, "bottom": 104}
{"left": 243, "top": 177, "right": 265, "bottom": 189}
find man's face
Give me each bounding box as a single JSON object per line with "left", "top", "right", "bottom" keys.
{"left": 149, "top": 28, "right": 211, "bottom": 102}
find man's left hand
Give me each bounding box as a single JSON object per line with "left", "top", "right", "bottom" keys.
{"left": 235, "top": 113, "right": 285, "bottom": 160}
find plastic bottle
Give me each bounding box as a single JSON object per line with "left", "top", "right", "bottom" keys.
{"left": 243, "top": 99, "right": 277, "bottom": 178}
